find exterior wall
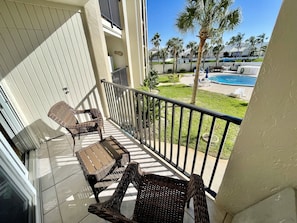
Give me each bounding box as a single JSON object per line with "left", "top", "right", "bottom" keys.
{"left": 0, "top": 0, "right": 102, "bottom": 142}
{"left": 121, "top": 0, "right": 147, "bottom": 87}
{"left": 106, "top": 36, "right": 127, "bottom": 71}
{"left": 216, "top": 0, "right": 297, "bottom": 215}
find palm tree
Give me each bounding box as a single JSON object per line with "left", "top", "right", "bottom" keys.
{"left": 166, "top": 37, "right": 183, "bottom": 74}
{"left": 245, "top": 36, "right": 257, "bottom": 56}
{"left": 159, "top": 48, "right": 168, "bottom": 74}
{"left": 151, "top": 33, "right": 161, "bottom": 62}
{"left": 257, "top": 33, "right": 268, "bottom": 57}
{"left": 213, "top": 44, "right": 224, "bottom": 66}
{"left": 186, "top": 41, "right": 198, "bottom": 71}
{"left": 176, "top": 0, "right": 241, "bottom": 104}
{"left": 228, "top": 32, "right": 245, "bottom": 57}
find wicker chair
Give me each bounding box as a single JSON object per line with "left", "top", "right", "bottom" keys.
{"left": 88, "top": 162, "right": 210, "bottom": 223}
{"left": 48, "top": 101, "right": 104, "bottom": 154}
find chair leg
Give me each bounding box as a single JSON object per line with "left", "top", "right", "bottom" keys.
{"left": 72, "top": 135, "right": 76, "bottom": 156}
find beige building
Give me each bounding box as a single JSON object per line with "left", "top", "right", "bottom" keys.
{"left": 2, "top": 0, "right": 297, "bottom": 222}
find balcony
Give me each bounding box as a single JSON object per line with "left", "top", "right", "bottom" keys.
{"left": 40, "top": 120, "right": 229, "bottom": 223}
{"left": 40, "top": 80, "right": 241, "bottom": 222}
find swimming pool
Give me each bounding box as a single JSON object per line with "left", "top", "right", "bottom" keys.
{"left": 208, "top": 74, "right": 257, "bottom": 87}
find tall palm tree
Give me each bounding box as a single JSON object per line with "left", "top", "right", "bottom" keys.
{"left": 257, "top": 33, "right": 268, "bottom": 57}
{"left": 159, "top": 48, "right": 168, "bottom": 74}
{"left": 186, "top": 41, "right": 198, "bottom": 71}
{"left": 151, "top": 33, "right": 161, "bottom": 62}
{"left": 228, "top": 32, "right": 245, "bottom": 57}
{"left": 176, "top": 0, "right": 241, "bottom": 104}
{"left": 166, "top": 37, "right": 183, "bottom": 74}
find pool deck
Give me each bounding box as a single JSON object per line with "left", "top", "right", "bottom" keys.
{"left": 180, "top": 72, "right": 255, "bottom": 101}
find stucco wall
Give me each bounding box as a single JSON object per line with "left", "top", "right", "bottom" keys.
{"left": 216, "top": 0, "right": 297, "bottom": 215}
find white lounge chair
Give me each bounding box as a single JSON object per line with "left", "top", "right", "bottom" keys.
{"left": 198, "top": 78, "right": 211, "bottom": 87}
{"left": 229, "top": 88, "right": 245, "bottom": 98}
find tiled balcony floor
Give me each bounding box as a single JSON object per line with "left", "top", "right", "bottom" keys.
{"left": 38, "top": 120, "right": 229, "bottom": 223}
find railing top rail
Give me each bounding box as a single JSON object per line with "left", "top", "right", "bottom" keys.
{"left": 101, "top": 80, "right": 242, "bottom": 125}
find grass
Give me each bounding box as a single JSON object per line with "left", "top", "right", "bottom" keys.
{"left": 157, "top": 84, "right": 247, "bottom": 118}
{"left": 158, "top": 74, "right": 182, "bottom": 83}
{"left": 152, "top": 84, "right": 248, "bottom": 159}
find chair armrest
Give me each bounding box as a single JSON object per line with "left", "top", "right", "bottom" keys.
{"left": 187, "top": 174, "right": 210, "bottom": 223}
{"left": 75, "top": 108, "right": 102, "bottom": 119}
{"left": 74, "top": 109, "right": 89, "bottom": 114}
{"left": 88, "top": 205, "right": 136, "bottom": 223}
{"left": 88, "top": 162, "right": 143, "bottom": 221}
{"left": 67, "top": 121, "right": 96, "bottom": 129}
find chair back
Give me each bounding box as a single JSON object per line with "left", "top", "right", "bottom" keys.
{"left": 48, "top": 101, "right": 78, "bottom": 129}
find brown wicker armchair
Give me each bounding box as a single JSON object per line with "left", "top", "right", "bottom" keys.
{"left": 88, "top": 162, "right": 210, "bottom": 223}
{"left": 48, "top": 101, "right": 104, "bottom": 154}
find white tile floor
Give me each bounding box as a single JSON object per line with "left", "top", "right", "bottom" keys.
{"left": 38, "top": 121, "right": 229, "bottom": 223}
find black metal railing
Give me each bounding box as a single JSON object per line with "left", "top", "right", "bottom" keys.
{"left": 99, "top": 0, "right": 122, "bottom": 29}
{"left": 101, "top": 80, "right": 242, "bottom": 197}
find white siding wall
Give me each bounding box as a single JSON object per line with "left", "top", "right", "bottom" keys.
{"left": 0, "top": 0, "right": 101, "bottom": 141}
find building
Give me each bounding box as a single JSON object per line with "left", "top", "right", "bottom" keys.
{"left": 0, "top": 0, "right": 147, "bottom": 221}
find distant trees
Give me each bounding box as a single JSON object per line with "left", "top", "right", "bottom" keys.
{"left": 213, "top": 44, "right": 224, "bottom": 66}
{"left": 257, "top": 33, "right": 268, "bottom": 56}
{"left": 166, "top": 37, "right": 183, "bottom": 74}
{"left": 186, "top": 41, "right": 198, "bottom": 71}
{"left": 151, "top": 33, "right": 161, "bottom": 62}
{"left": 227, "top": 32, "right": 245, "bottom": 57}
{"left": 176, "top": 0, "right": 241, "bottom": 105}
{"left": 245, "top": 36, "right": 257, "bottom": 56}
{"left": 159, "top": 48, "right": 168, "bottom": 74}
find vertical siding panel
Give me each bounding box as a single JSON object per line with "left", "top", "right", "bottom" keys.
{"left": 25, "top": 5, "right": 56, "bottom": 109}
{"left": 57, "top": 10, "right": 86, "bottom": 102}
{"left": 50, "top": 8, "right": 78, "bottom": 105}
{"left": 40, "top": 6, "right": 67, "bottom": 101}
{"left": 1, "top": 0, "right": 101, "bottom": 138}
{"left": 0, "top": 31, "right": 15, "bottom": 76}
{"left": 74, "top": 14, "right": 96, "bottom": 88}
{"left": 64, "top": 11, "right": 89, "bottom": 98}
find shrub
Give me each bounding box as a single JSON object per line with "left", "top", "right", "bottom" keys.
{"left": 143, "top": 70, "right": 159, "bottom": 91}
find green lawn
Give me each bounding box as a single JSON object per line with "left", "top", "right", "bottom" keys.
{"left": 158, "top": 74, "right": 181, "bottom": 83}
{"left": 157, "top": 84, "right": 247, "bottom": 118}
{"left": 152, "top": 84, "right": 248, "bottom": 159}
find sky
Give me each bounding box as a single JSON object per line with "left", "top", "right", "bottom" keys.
{"left": 147, "top": 0, "right": 283, "bottom": 49}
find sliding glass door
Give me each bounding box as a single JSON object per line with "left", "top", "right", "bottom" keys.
{"left": 0, "top": 132, "right": 36, "bottom": 222}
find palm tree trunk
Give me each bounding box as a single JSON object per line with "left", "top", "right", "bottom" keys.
{"left": 216, "top": 54, "right": 219, "bottom": 66}
{"left": 190, "top": 38, "right": 206, "bottom": 105}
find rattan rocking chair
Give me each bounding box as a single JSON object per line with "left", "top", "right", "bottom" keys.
{"left": 88, "top": 162, "right": 210, "bottom": 223}
{"left": 48, "top": 101, "right": 104, "bottom": 154}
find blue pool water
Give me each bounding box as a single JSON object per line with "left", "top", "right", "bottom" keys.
{"left": 208, "top": 74, "right": 257, "bottom": 87}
